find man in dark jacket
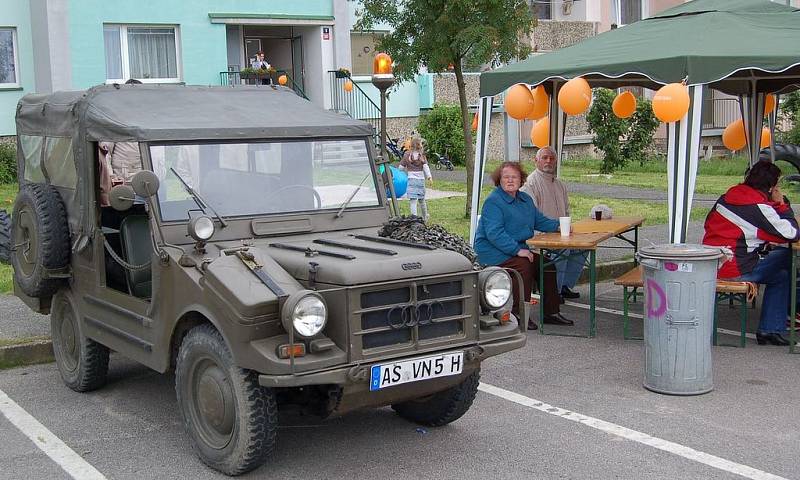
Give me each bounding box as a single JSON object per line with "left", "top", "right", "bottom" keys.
{"left": 703, "top": 161, "right": 800, "bottom": 346}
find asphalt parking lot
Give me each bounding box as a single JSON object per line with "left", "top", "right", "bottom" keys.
{"left": 1, "top": 280, "right": 798, "bottom": 480}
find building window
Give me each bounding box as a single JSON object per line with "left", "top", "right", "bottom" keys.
{"left": 350, "top": 32, "right": 385, "bottom": 76}
{"left": 530, "top": 0, "right": 552, "bottom": 20}
{"left": 612, "top": 0, "right": 647, "bottom": 26}
{"left": 103, "top": 25, "right": 180, "bottom": 83}
{"left": 0, "top": 27, "right": 19, "bottom": 87}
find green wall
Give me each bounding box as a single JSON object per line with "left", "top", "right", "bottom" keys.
{"left": 0, "top": 0, "right": 35, "bottom": 135}
{"left": 68, "top": 0, "right": 334, "bottom": 88}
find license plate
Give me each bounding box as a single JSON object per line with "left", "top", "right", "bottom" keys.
{"left": 369, "top": 351, "right": 464, "bottom": 391}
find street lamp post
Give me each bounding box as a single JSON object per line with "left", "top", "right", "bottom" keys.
{"left": 371, "top": 52, "right": 399, "bottom": 217}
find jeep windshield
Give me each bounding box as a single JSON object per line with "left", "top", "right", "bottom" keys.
{"left": 150, "top": 139, "right": 382, "bottom": 221}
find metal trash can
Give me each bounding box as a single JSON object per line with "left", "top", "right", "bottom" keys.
{"left": 636, "top": 244, "right": 724, "bottom": 395}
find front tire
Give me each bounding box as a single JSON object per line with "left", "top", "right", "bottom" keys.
{"left": 392, "top": 369, "right": 480, "bottom": 427}
{"left": 175, "top": 324, "right": 277, "bottom": 476}
{"left": 51, "top": 290, "right": 109, "bottom": 392}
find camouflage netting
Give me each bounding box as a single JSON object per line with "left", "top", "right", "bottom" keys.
{"left": 378, "top": 216, "right": 481, "bottom": 270}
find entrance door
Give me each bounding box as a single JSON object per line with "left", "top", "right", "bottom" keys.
{"left": 291, "top": 36, "right": 304, "bottom": 94}
{"left": 245, "top": 38, "right": 262, "bottom": 67}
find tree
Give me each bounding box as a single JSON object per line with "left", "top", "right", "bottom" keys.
{"left": 355, "top": 0, "right": 535, "bottom": 217}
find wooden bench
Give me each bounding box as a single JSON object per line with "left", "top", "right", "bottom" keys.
{"left": 614, "top": 267, "right": 756, "bottom": 347}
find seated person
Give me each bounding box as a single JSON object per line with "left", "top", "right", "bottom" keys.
{"left": 703, "top": 161, "right": 800, "bottom": 346}
{"left": 474, "top": 161, "right": 573, "bottom": 330}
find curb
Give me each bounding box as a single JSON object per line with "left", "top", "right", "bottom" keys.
{"left": 0, "top": 339, "right": 54, "bottom": 370}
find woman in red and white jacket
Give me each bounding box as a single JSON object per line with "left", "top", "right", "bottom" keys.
{"left": 703, "top": 161, "right": 800, "bottom": 346}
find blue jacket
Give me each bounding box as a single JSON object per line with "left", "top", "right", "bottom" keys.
{"left": 474, "top": 186, "right": 559, "bottom": 266}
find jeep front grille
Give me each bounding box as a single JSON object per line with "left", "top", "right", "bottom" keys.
{"left": 354, "top": 277, "right": 472, "bottom": 352}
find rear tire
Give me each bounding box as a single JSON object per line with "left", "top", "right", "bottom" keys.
{"left": 392, "top": 369, "right": 480, "bottom": 427}
{"left": 0, "top": 209, "right": 10, "bottom": 264}
{"left": 51, "top": 289, "right": 109, "bottom": 392}
{"left": 175, "top": 324, "right": 277, "bottom": 476}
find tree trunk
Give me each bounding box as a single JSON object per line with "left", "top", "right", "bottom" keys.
{"left": 453, "top": 62, "right": 474, "bottom": 219}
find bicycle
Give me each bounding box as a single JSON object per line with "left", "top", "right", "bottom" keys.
{"left": 432, "top": 145, "right": 455, "bottom": 171}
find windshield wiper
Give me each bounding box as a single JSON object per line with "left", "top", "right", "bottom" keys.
{"left": 335, "top": 173, "right": 371, "bottom": 219}
{"left": 170, "top": 167, "right": 228, "bottom": 228}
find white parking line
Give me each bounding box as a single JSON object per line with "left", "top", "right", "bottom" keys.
{"left": 0, "top": 388, "right": 107, "bottom": 480}
{"left": 479, "top": 382, "right": 788, "bottom": 480}
{"left": 563, "top": 300, "right": 757, "bottom": 340}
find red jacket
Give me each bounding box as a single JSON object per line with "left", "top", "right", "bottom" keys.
{"left": 703, "top": 184, "right": 799, "bottom": 278}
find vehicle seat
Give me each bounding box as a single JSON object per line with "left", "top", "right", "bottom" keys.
{"left": 200, "top": 169, "right": 278, "bottom": 215}
{"left": 119, "top": 215, "right": 152, "bottom": 298}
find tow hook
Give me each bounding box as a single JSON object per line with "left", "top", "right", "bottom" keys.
{"left": 465, "top": 346, "right": 484, "bottom": 362}
{"left": 347, "top": 365, "right": 370, "bottom": 383}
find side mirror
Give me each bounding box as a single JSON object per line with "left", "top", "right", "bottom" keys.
{"left": 109, "top": 184, "right": 135, "bottom": 211}
{"left": 131, "top": 170, "right": 160, "bottom": 198}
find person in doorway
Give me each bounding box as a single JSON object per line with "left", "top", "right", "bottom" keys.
{"left": 521, "top": 146, "right": 587, "bottom": 304}
{"left": 399, "top": 136, "right": 433, "bottom": 221}
{"left": 474, "top": 162, "right": 574, "bottom": 330}
{"left": 703, "top": 160, "right": 800, "bottom": 346}
{"left": 251, "top": 51, "right": 271, "bottom": 85}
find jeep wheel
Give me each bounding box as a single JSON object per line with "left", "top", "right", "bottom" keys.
{"left": 0, "top": 209, "right": 10, "bottom": 264}
{"left": 11, "top": 183, "right": 70, "bottom": 297}
{"left": 51, "top": 290, "right": 109, "bottom": 392}
{"left": 392, "top": 369, "right": 480, "bottom": 427}
{"left": 175, "top": 324, "right": 277, "bottom": 476}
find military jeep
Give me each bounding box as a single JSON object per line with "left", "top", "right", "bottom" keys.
{"left": 11, "top": 84, "right": 525, "bottom": 475}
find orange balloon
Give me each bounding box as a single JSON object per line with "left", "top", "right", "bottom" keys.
{"left": 278, "top": 74, "right": 288, "bottom": 86}
{"left": 764, "top": 94, "right": 776, "bottom": 115}
{"left": 612, "top": 91, "right": 637, "bottom": 119}
{"left": 760, "top": 127, "right": 772, "bottom": 148}
{"left": 343, "top": 80, "right": 353, "bottom": 92}
{"left": 722, "top": 119, "right": 746, "bottom": 151}
{"left": 652, "top": 83, "right": 690, "bottom": 123}
{"left": 557, "top": 77, "right": 591, "bottom": 115}
{"left": 471, "top": 113, "right": 478, "bottom": 131}
{"left": 505, "top": 84, "right": 535, "bottom": 120}
{"left": 528, "top": 85, "right": 549, "bottom": 120}
{"left": 530, "top": 117, "right": 550, "bottom": 148}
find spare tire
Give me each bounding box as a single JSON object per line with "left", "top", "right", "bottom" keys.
{"left": 759, "top": 143, "right": 800, "bottom": 175}
{"left": 11, "top": 183, "right": 70, "bottom": 297}
{"left": 0, "top": 209, "right": 10, "bottom": 264}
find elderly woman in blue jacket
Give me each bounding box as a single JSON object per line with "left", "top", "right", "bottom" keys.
{"left": 474, "top": 161, "right": 574, "bottom": 330}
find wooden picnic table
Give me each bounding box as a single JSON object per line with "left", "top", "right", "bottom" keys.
{"left": 527, "top": 216, "right": 644, "bottom": 337}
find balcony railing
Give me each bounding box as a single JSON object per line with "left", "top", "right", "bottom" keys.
{"left": 219, "top": 70, "right": 308, "bottom": 100}
{"left": 702, "top": 97, "right": 740, "bottom": 130}
{"left": 328, "top": 71, "right": 380, "bottom": 144}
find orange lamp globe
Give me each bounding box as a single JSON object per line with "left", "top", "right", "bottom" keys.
{"left": 612, "top": 91, "right": 637, "bottom": 119}
{"left": 722, "top": 119, "right": 746, "bottom": 151}
{"left": 528, "top": 85, "right": 549, "bottom": 120}
{"left": 652, "top": 83, "right": 690, "bottom": 123}
{"left": 343, "top": 80, "right": 354, "bottom": 92}
{"left": 505, "top": 84, "right": 535, "bottom": 120}
{"left": 531, "top": 117, "right": 550, "bottom": 148}
{"left": 760, "top": 127, "right": 772, "bottom": 148}
{"left": 557, "top": 77, "right": 591, "bottom": 115}
{"left": 471, "top": 112, "right": 478, "bottom": 131}
{"left": 764, "top": 94, "right": 776, "bottom": 115}
{"left": 278, "top": 74, "right": 288, "bottom": 86}
{"left": 373, "top": 53, "right": 393, "bottom": 75}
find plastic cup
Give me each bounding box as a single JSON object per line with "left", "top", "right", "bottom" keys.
{"left": 595, "top": 210, "right": 602, "bottom": 221}
{"left": 559, "top": 216, "right": 571, "bottom": 237}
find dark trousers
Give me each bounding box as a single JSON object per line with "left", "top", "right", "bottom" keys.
{"left": 499, "top": 253, "right": 559, "bottom": 318}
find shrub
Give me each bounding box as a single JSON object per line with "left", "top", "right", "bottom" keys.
{"left": 417, "top": 103, "right": 466, "bottom": 166}
{"left": 777, "top": 91, "right": 800, "bottom": 145}
{"left": 586, "top": 88, "right": 659, "bottom": 173}
{"left": 0, "top": 142, "right": 16, "bottom": 184}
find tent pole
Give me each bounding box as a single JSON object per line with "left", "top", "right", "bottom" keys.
{"left": 548, "top": 81, "right": 565, "bottom": 178}
{"left": 768, "top": 93, "right": 778, "bottom": 162}
{"left": 469, "top": 96, "right": 494, "bottom": 246}
{"left": 666, "top": 85, "right": 704, "bottom": 244}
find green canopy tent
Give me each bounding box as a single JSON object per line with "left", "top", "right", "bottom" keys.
{"left": 471, "top": 0, "right": 800, "bottom": 244}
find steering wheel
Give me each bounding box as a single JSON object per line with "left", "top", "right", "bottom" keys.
{"left": 264, "top": 184, "right": 322, "bottom": 210}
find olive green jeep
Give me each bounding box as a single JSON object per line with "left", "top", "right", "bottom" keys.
{"left": 11, "top": 84, "right": 525, "bottom": 475}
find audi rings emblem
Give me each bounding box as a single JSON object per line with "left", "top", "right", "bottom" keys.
{"left": 387, "top": 301, "right": 443, "bottom": 329}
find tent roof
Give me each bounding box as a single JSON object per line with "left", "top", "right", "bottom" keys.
{"left": 16, "top": 84, "right": 373, "bottom": 141}
{"left": 479, "top": 0, "right": 800, "bottom": 97}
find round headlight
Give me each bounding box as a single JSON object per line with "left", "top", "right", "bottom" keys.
{"left": 188, "top": 215, "right": 214, "bottom": 241}
{"left": 282, "top": 292, "right": 327, "bottom": 338}
{"left": 483, "top": 270, "right": 512, "bottom": 309}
